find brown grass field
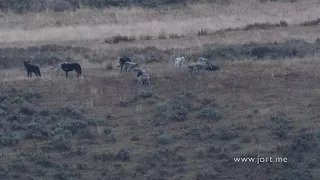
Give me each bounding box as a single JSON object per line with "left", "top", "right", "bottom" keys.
{"left": 1, "top": 0, "right": 320, "bottom": 180}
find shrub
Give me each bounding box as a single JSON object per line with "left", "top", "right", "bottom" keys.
{"left": 78, "top": 128, "right": 96, "bottom": 139}
{"left": 11, "top": 97, "right": 24, "bottom": 104}
{"left": 198, "top": 108, "right": 219, "bottom": 120}
{"left": 0, "top": 131, "right": 23, "bottom": 147}
{"left": 59, "top": 106, "right": 83, "bottom": 119}
{"left": 155, "top": 89, "right": 195, "bottom": 121}
{"left": 168, "top": 106, "right": 188, "bottom": 121}
{"left": 50, "top": 139, "right": 71, "bottom": 152}
{"left": 300, "top": 18, "right": 320, "bottom": 26}
{"left": 217, "top": 128, "right": 238, "bottom": 141}
{"left": 243, "top": 21, "right": 287, "bottom": 31}
{"left": 197, "top": 29, "right": 209, "bottom": 36}
{"left": 104, "top": 35, "right": 135, "bottom": 44}
{"left": 35, "top": 156, "right": 58, "bottom": 168}
{"left": 158, "top": 135, "right": 171, "bottom": 144}
{"left": 117, "top": 149, "right": 130, "bottom": 161}
{"left": 156, "top": 101, "right": 168, "bottom": 115}
{"left": 19, "top": 102, "right": 35, "bottom": 115}
{"left": 139, "top": 35, "right": 153, "bottom": 40}
{"left": 103, "top": 127, "right": 112, "bottom": 136}
{"left": 269, "top": 113, "right": 293, "bottom": 140}
{"left": 169, "top": 33, "right": 183, "bottom": 39}
{"left": 39, "top": 108, "right": 51, "bottom": 116}
{"left": 138, "top": 90, "right": 153, "bottom": 98}
{"left": 25, "top": 122, "right": 49, "bottom": 139}
{"left": 158, "top": 32, "right": 167, "bottom": 39}
{"left": 0, "top": 93, "right": 7, "bottom": 103}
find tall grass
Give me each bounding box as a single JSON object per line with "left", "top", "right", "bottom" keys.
{"left": 1, "top": 0, "right": 320, "bottom": 44}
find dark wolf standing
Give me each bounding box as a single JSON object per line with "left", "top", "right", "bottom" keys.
{"left": 60, "top": 63, "right": 82, "bottom": 78}
{"left": 117, "top": 56, "right": 131, "bottom": 72}
{"left": 23, "top": 61, "right": 41, "bottom": 77}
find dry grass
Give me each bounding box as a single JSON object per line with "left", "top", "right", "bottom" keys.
{"left": 1, "top": 0, "right": 320, "bottom": 44}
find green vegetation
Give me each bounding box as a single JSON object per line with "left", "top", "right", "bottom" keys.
{"left": 197, "top": 108, "right": 219, "bottom": 120}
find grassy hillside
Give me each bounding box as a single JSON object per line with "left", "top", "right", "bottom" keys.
{"left": 1, "top": 0, "right": 240, "bottom": 13}
{"left": 2, "top": 0, "right": 320, "bottom": 179}
{"left": 1, "top": 56, "right": 320, "bottom": 179}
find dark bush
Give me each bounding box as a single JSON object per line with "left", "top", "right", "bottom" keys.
{"left": 300, "top": 18, "right": 320, "bottom": 26}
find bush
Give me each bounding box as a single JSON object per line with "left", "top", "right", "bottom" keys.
{"left": 269, "top": 113, "right": 293, "bottom": 140}
{"left": 19, "top": 102, "right": 35, "bottom": 115}
{"left": 155, "top": 89, "right": 196, "bottom": 121}
{"left": 0, "top": 131, "right": 23, "bottom": 147}
{"left": 104, "top": 35, "right": 135, "bottom": 44}
{"left": 158, "top": 32, "right": 167, "bottom": 39}
{"left": 117, "top": 149, "right": 130, "bottom": 161}
{"left": 103, "top": 127, "right": 112, "bottom": 136}
{"left": 0, "top": 93, "right": 7, "bottom": 103}
{"left": 39, "top": 108, "right": 51, "bottom": 116}
{"left": 197, "top": 108, "right": 219, "bottom": 120}
{"left": 168, "top": 106, "right": 188, "bottom": 121}
{"left": 197, "top": 29, "right": 209, "bottom": 36}
{"left": 243, "top": 21, "right": 288, "bottom": 31}
{"left": 139, "top": 35, "right": 153, "bottom": 40}
{"left": 300, "top": 18, "right": 320, "bottom": 26}
{"left": 25, "top": 122, "right": 49, "bottom": 139}
{"left": 138, "top": 90, "right": 153, "bottom": 98}
{"left": 158, "top": 135, "right": 171, "bottom": 144}
{"left": 59, "top": 106, "right": 83, "bottom": 119}
{"left": 156, "top": 101, "right": 168, "bottom": 115}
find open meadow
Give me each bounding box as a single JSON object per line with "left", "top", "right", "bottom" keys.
{"left": 1, "top": 0, "right": 320, "bottom": 179}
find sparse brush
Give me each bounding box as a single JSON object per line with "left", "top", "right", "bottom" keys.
{"left": 300, "top": 18, "right": 320, "bottom": 26}
{"left": 215, "top": 20, "right": 288, "bottom": 34}
{"left": 168, "top": 33, "right": 183, "bottom": 39}
{"left": 158, "top": 32, "right": 167, "bottom": 39}
{"left": 139, "top": 35, "right": 153, "bottom": 40}
{"left": 244, "top": 21, "right": 288, "bottom": 31}
{"left": 197, "top": 29, "right": 209, "bottom": 36}
{"left": 104, "top": 35, "right": 136, "bottom": 44}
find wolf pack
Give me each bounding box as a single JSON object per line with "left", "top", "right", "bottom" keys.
{"left": 21, "top": 55, "right": 219, "bottom": 85}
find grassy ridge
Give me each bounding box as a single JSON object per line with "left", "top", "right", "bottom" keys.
{"left": 1, "top": 39, "right": 320, "bottom": 69}
{"left": 0, "top": 0, "right": 221, "bottom": 13}
{"left": 0, "top": 0, "right": 304, "bottom": 13}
